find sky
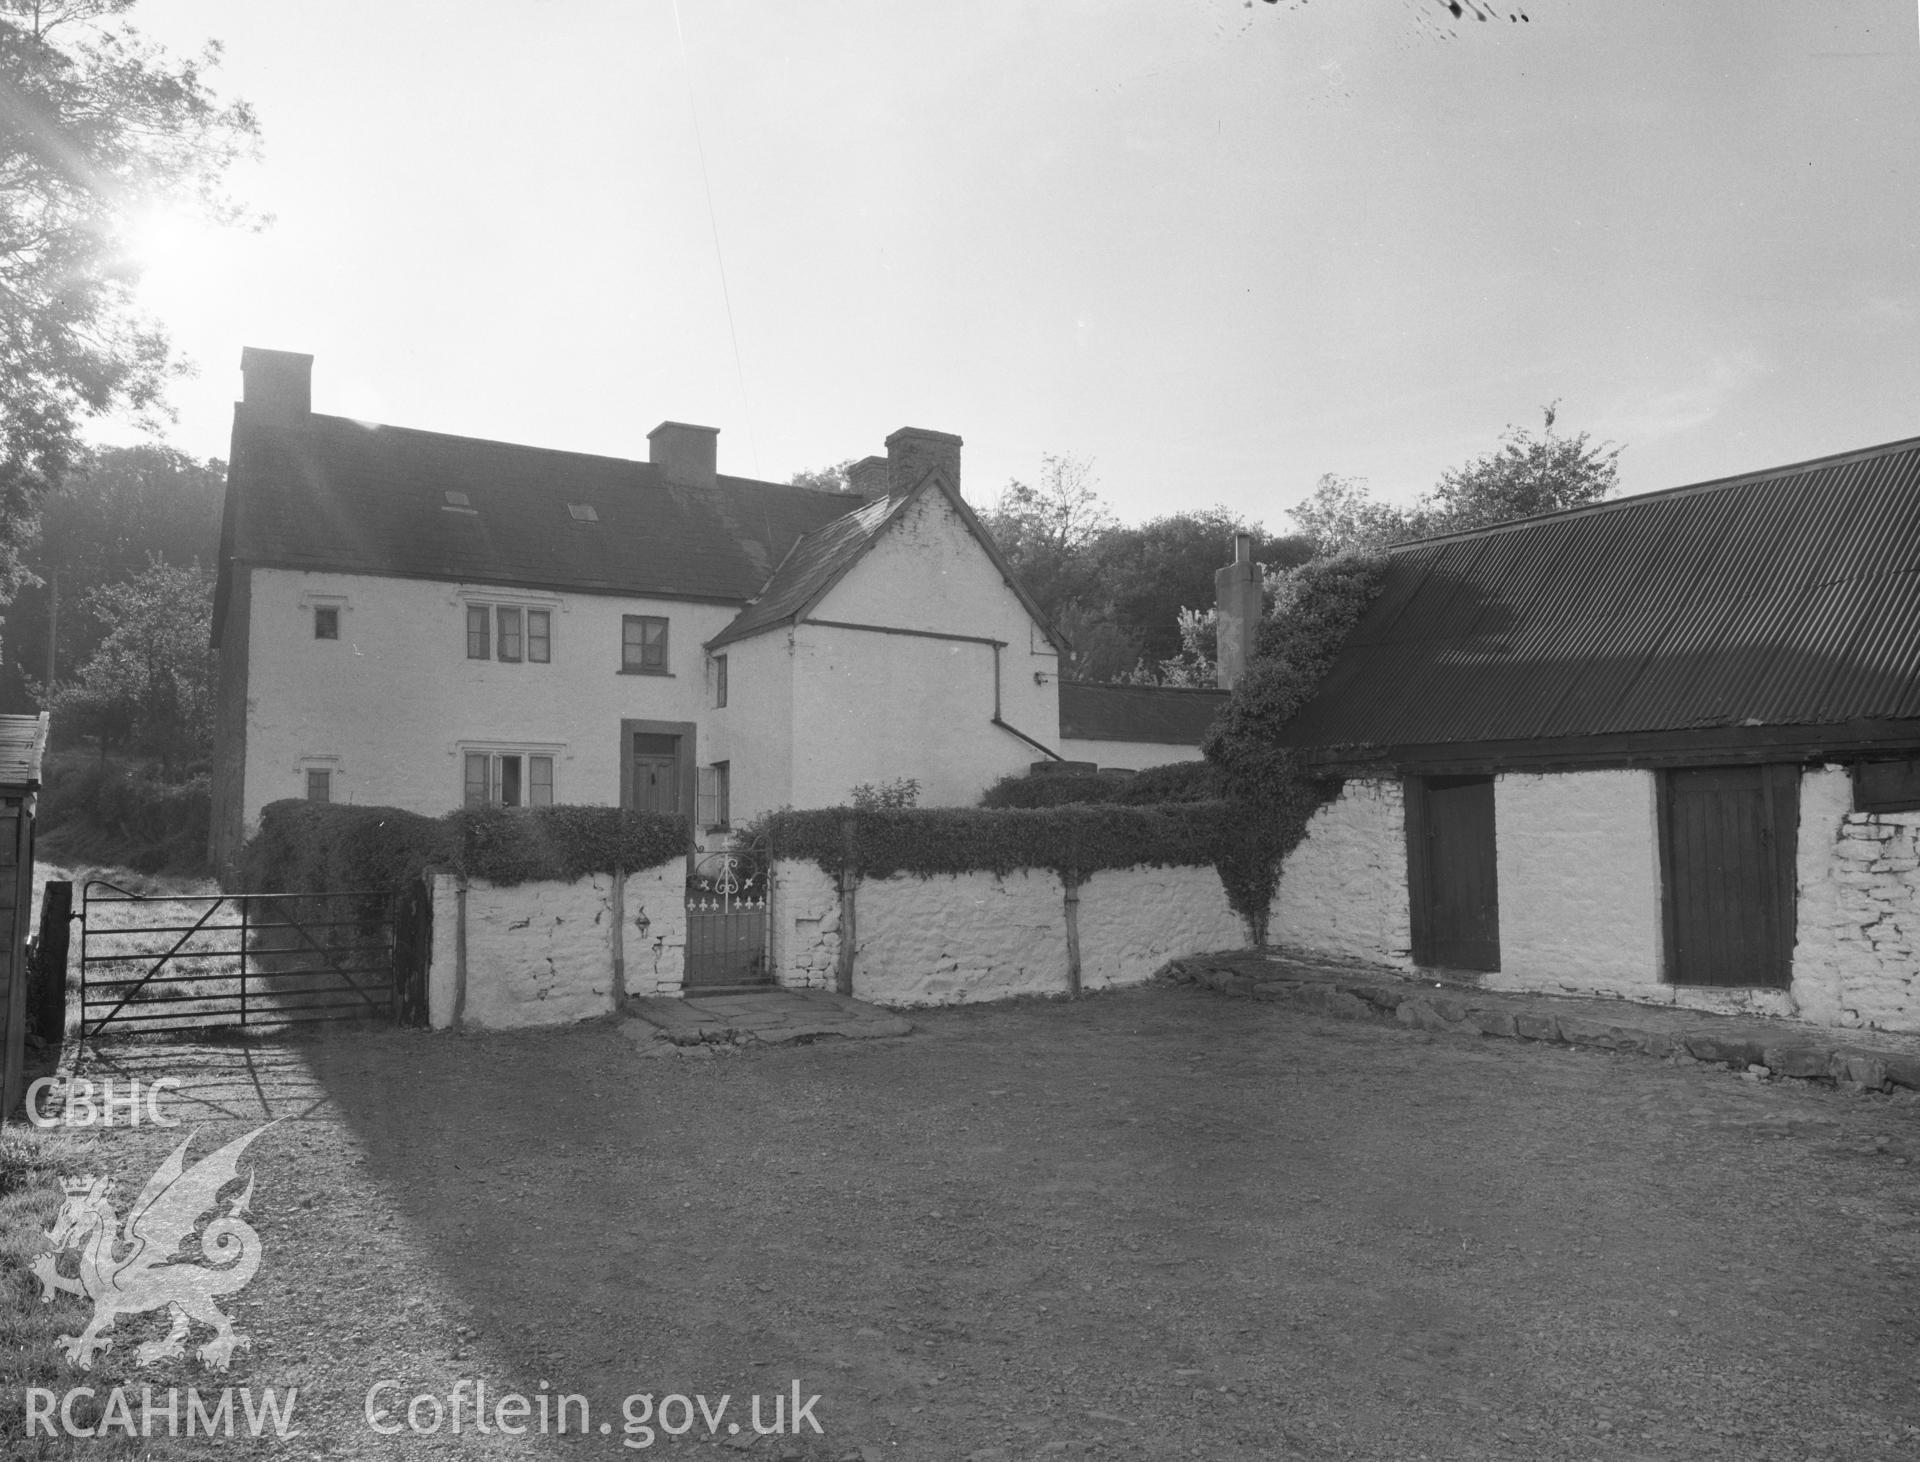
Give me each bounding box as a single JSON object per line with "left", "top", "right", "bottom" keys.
{"left": 110, "top": 0, "right": 1920, "bottom": 531}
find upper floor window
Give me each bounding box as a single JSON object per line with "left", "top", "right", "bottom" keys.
{"left": 314, "top": 605, "right": 339, "bottom": 640}
{"left": 712, "top": 654, "right": 728, "bottom": 707}
{"left": 467, "top": 602, "right": 551, "bottom": 663}
{"left": 622, "top": 615, "right": 669, "bottom": 674}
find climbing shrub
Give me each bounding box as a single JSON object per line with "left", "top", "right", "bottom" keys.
{"left": 238, "top": 801, "right": 690, "bottom": 902}
{"left": 1201, "top": 547, "right": 1389, "bottom": 939}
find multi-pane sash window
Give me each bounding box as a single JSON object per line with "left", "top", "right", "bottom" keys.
{"left": 697, "top": 763, "right": 730, "bottom": 829}
{"left": 622, "top": 615, "right": 668, "bottom": 673}
{"left": 305, "top": 768, "right": 332, "bottom": 802}
{"left": 314, "top": 605, "right": 339, "bottom": 640}
{"left": 466, "top": 603, "right": 552, "bottom": 662}
{"left": 463, "top": 751, "right": 555, "bottom": 808}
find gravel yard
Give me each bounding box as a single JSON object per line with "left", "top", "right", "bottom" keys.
{"left": 7, "top": 984, "right": 1920, "bottom": 1460}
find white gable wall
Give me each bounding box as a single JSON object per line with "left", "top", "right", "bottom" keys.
{"left": 232, "top": 565, "right": 730, "bottom": 841}
{"left": 780, "top": 487, "right": 1061, "bottom": 811}
{"left": 699, "top": 629, "right": 795, "bottom": 828}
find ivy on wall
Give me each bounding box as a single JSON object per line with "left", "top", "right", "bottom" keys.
{"left": 1199, "top": 547, "right": 1389, "bottom": 940}
{"left": 239, "top": 801, "right": 691, "bottom": 902}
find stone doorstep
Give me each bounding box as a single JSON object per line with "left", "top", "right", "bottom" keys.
{"left": 1160, "top": 953, "right": 1920, "bottom": 1094}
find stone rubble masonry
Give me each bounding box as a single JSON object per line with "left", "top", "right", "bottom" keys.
{"left": 1268, "top": 779, "right": 1411, "bottom": 965}
{"left": 1163, "top": 949, "right": 1920, "bottom": 1094}
{"left": 426, "top": 861, "right": 686, "bottom": 1029}
{"left": 768, "top": 857, "right": 1247, "bottom": 1006}
{"left": 1792, "top": 765, "right": 1920, "bottom": 1032}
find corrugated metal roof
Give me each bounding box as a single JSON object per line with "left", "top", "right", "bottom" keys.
{"left": 1282, "top": 434, "right": 1920, "bottom": 751}
{"left": 0, "top": 713, "right": 48, "bottom": 789}
{"left": 1059, "top": 682, "right": 1226, "bottom": 745}
{"left": 223, "top": 411, "right": 863, "bottom": 604}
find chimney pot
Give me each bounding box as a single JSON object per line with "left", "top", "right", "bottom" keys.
{"left": 239, "top": 346, "right": 313, "bottom": 422}
{"left": 648, "top": 421, "right": 720, "bottom": 489}
{"left": 883, "top": 426, "right": 963, "bottom": 501}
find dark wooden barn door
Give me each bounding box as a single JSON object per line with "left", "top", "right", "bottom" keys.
{"left": 629, "top": 732, "right": 680, "bottom": 816}
{"left": 1406, "top": 775, "right": 1501, "bottom": 972}
{"left": 1659, "top": 765, "right": 1798, "bottom": 989}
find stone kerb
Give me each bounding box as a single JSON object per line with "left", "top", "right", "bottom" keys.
{"left": 426, "top": 859, "right": 687, "bottom": 1030}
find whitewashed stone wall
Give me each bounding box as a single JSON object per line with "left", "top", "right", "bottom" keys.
{"left": 766, "top": 856, "right": 1246, "bottom": 1005}
{"left": 769, "top": 859, "right": 840, "bottom": 991}
{"left": 1483, "top": 770, "right": 1665, "bottom": 999}
{"left": 1268, "top": 779, "right": 1411, "bottom": 965}
{"left": 426, "top": 861, "right": 686, "bottom": 1029}
{"left": 1076, "top": 866, "right": 1246, "bottom": 989}
{"left": 853, "top": 869, "right": 1069, "bottom": 1006}
{"left": 1792, "top": 765, "right": 1920, "bottom": 1031}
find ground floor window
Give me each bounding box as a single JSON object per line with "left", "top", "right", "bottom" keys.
{"left": 698, "top": 761, "right": 730, "bottom": 830}
{"left": 463, "top": 750, "right": 555, "bottom": 808}
{"left": 305, "top": 768, "right": 332, "bottom": 802}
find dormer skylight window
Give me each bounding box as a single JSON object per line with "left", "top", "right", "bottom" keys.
{"left": 568, "top": 503, "right": 599, "bottom": 522}
{"left": 442, "top": 490, "right": 476, "bottom": 514}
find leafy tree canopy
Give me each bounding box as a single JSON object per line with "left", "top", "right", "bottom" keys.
{"left": 0, "top": 0, "right": 256, "bottom": 610}
{"left": 1288, "top": 406, "right": 1621, "bottom": 554}
{"left": 789, "top": 458, "right": 853, "bottom": 493}
{"left": 41, "top": 557, "right": 214, "bottom": 775}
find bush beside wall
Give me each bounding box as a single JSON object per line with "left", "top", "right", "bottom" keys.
{"left": 36, "top": 754, "right": 211, "bottom": 874}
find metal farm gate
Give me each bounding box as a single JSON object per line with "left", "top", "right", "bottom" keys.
{"left": 79, "top": 882, "right": 405, "bottom": 1037}
{"left": 684, "top": 846, "right": 771, "bottom": 990}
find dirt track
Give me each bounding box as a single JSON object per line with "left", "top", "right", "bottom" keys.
{"left": 10, "top": 985, "right": 1920, "bottom": 1460}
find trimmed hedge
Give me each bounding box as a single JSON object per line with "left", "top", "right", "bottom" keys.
{"left": 238, "top": 801, "right": 691, "bottom": 901}
{"left": 979, "top": 760, "right": 1224, "bottom": 809}
{"left": 755, "top": 803, "right": 1227, "bottom": 882}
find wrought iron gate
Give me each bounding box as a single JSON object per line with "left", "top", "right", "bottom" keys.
{"left": 684, "top": 846, "right": 770, "bottom": 989}
{"left": 79, "top": 882, "right": 400, "bottom": 1037}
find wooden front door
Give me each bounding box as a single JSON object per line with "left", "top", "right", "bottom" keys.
{"left": 629, "top": 732, "right": 680, "bottom": 815}
{"left": 1659, "top": 765, "right": 1798, "bottom": 989}
{"left": 1407, "top": 775, "right": 1501, "bottom": 972}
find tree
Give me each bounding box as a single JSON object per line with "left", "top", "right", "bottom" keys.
{"left": 2, "top": 443, "right": 223, "bottom": 694}
{"left": 1286, "top": 406, "right": 1622, "bottom": 553}
{"left": 980, "top": 453, "right": 1115, "bottom": 630}
{"left": 43, "top": 558, "right": 214, "bottom": 774}
{"left": 789, "top": 459, "right": 853, "bottom": 493}
{"left": 0, "top": 1, "right": 257, "bottom": 614}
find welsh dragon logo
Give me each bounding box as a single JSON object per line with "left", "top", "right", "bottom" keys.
{"left": 32, "top": 1124, "right": 275, "bottom": 1371}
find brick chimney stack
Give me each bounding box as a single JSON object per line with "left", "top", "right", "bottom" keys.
{"left": 647, "top": 422, "right": 719, "bottom": 490}
{"left": 239, "top": 347, "right": 313, "bottom": 422}
{"left": 1214, "top": 532, "right": 1262, "bottom": 691}
{"left": 846, "top": 456, "right": 890, "bottom": 499}
{"left": 884, "top": 427, "right": 962, "bottom": 501}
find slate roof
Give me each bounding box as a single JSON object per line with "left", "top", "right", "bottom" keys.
{"left": 1058, "top": 682, "right": 1227, "bottom": 746}
{"left": 707, "top": 471, "right": 1068, "bottom": 653}
{"left": 0, "top": 713, "right": 48, "bottom": 790}
{"left": 709, "top": 494, "right": 895, "bottom": 648}
{"left": 217, "top": 410, "right": 864, "bottom": 621}
{"left": 1280, "top": 433, "right": 1920, "bottom": 755}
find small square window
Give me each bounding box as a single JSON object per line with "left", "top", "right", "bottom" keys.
{"left": 497, "top": 606, "right": 523, "bottom": 663}
{"left": 622, "top": 615, "right": 669, "bottom": 673}
{"left": 305, "top": 768, "right": 332, "bottom": 803}
{"left": 527, "top": 610, "right": 551, "bottom": 663}
{"left": 1855, "top": 759, "right": 1920, "bottom": 814}
{"left": 466, "top": 605, "right": 490, "bottom": 660}
{"left": 314, "top": 605, "right": 339, "bottom": 640}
